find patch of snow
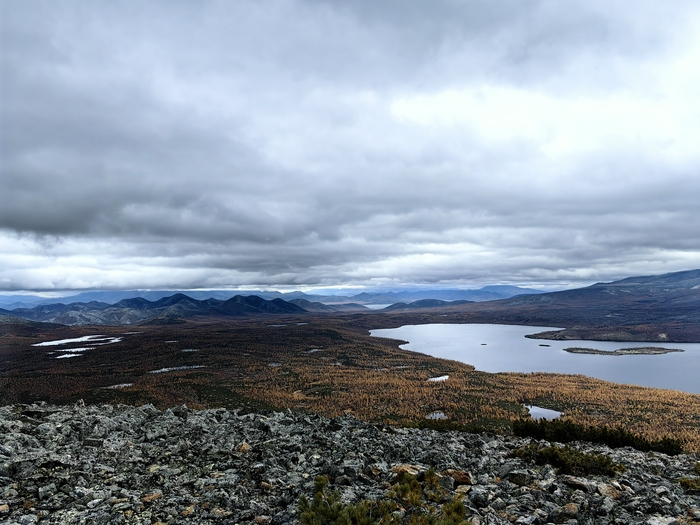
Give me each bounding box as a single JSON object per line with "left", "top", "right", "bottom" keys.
{"left": 427, "top": 375, "right": 449, "bottom": 382}
{"left": 55, "top": 353, "right": 82, "bottom": 359}
{"left": 149, "top": 365, "right": 206, "bottom": 374}
{"left": 34, "top": 335, "right": 122, "bottom": 347}
{"left": 54, "top": 346, "right": 95, "bottom": 353}
{"left": 33, "top": 335, "right": 106, "bottom": 346}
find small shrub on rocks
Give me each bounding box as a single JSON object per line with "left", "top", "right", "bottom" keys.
{"left": 511, "top": 444, "right": 625, "bottom": 477}
{"left": 512, "top": 418, "right": 684, "bottom": 455}
{"left": 680, "top": 477, "right": 700, "bottom": 494}
{"left": 298, "top": 470, "right": 471, "bottom": 525}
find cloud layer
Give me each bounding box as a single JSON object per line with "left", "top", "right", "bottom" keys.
{"left": 2, "top": 0, "right": 700, "bottom": 291}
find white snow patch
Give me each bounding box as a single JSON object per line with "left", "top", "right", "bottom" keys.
{"left": 33, "top": 335, "right": 121, "bottom": 347}
{"left": 427, "top": 375, "right": 449, "bottom": 382}
{"left": 33, "top": 335, "right": 104, "bottom": 346}
{"left": 149, "top": 365, "right": 206, "bottom": 374}
{"left": 54, "top": 346, "right": 95, "bottom": 353}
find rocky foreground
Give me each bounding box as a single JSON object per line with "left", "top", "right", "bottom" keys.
{"left": 1, "top": 403, "right": 699, "bottom": 525}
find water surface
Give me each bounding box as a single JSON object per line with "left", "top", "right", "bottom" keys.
{"left": 526, "top": 405, "right": 562, "bottom": 420}
{"left": 370, "top": 324, "right": 700, "bottom": 394}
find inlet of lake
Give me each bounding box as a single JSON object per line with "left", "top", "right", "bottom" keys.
{"left": 370, "top": 324, "right": 700, "bottom": 394}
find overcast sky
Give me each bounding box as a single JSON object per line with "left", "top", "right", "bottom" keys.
{"left": 2, "top": 0, "right": 700, "bottom": 292}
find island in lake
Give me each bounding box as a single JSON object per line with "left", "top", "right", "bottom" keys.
{"left": 564, "top": 346, "right": 684, "bottom": 356}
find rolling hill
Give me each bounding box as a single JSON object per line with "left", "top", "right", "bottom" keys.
{"left": 449, "top": 269, "right": 700, "bottom": 342}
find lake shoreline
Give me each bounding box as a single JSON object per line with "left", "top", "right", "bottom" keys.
{"left": 370, "top": 323, "right": 700, "bottom": 394}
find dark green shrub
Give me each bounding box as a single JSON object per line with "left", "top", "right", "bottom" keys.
{"left": 298, "top": 476, "right": 346, "bottom": 525}
{"left": 511, "top": 444, "right": 625, "bottom": 477}
{"left": 679, "top": 477, "right": 700, "bottom": 494}
{"left": 512, "top": 418, "right": 684, "bottom": 455}
{"left": 299, "top": 471, "right": 472, "bottom": 525}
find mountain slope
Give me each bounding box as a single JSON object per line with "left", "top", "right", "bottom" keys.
{"left": 2, "top": 294, "right": 308, "bottom": 326}
{"left": 460, "top": 269, "right": 700, "bottom": 341}
{"left": 382, "top": 299, "right": 474, "bottom": 311}
{"left": 322, "top": 286, "right": 544, "bottom": 305}
{"left": 288, "top": 299, "right": 368, "bottom": 312}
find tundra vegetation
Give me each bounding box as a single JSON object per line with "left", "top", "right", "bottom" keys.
{"left": 299, "top": 471, "right": 471, "bottom": 525}
{"left": 512, "top": 418, "right": 684, "bottom": 455}
{"left": 2, "top": 314, "right": 700, "bottom": 452}
{"left": 509, "top": 444, "right": 625, "bottom": 477}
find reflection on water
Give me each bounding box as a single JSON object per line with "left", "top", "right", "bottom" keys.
{"left": 370, "top": 324, "right": 700, "bottom": 394}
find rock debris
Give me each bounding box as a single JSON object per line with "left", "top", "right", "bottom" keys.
{"left": 1, "top": 402, "right": 699, "bottom": 524}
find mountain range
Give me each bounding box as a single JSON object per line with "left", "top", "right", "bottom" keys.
{"left": 0, "top": 294, "right": 308, "bottom": 326}
{"left": 1, "top": 270, "right": 699, "bottom": 340}
{"left": 0, "top": 285, "right": 543, "bottom": 310}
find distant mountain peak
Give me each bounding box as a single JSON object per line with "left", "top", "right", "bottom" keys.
{"left": 4, "top": 293, "right": 308, "bottom": 326}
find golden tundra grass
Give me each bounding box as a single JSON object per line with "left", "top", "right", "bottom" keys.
{"left": 2, "top": 316, "right": 700, "bottom": 451}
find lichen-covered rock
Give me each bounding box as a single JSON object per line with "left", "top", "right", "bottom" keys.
{"left": 0, "top": 402, "right": 699, "bottom": 524}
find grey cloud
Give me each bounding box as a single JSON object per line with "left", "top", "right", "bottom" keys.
{"left": 2, "top": 0, "right": 700, "bottom": 291}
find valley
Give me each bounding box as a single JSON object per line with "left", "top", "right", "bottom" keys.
{"left": 2, "top": 312, "right": 700, "bottom": 453}
{"left": 2, "top": 269, "right": 700, "bottom": 452}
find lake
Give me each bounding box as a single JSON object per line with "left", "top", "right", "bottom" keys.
{"left": 370, "top": 324, "right": 700, "bottom": 394}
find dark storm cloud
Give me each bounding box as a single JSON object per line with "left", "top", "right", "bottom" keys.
{"left": 2, "top": 0, "right": 700, "bottom": 291}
